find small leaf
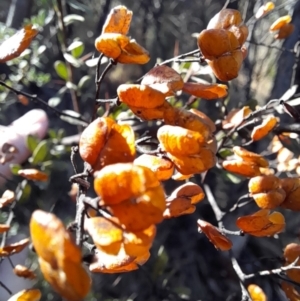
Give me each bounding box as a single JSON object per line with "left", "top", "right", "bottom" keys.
{"left": 63, "top": 14, "right": 85, "bottom": 25}
{"left": 66, "top": 81, "right": 77, "bottom": 90}
{"left": 151, "top": 246, "right": 168, "bottom": 280}
{"left": 60, "top": 110, "right": 88, "bottom": 126}
{"left": 48, "top": 86, "right": 67, "bottom": 107}
{"left": 31, "top": 140, "right": 49, "bottom": 165}
{"left": 68, "top": 40, "right": 84, "bottom": 58}
{"left": 85, "top": 56, "right": 109, "bottom": 67}
{"left": 26, "top": 135, "right": 40, "bottom": 153}
{"left": 78, "top": 75, "right": 91, "bottom": 91}
{"left": 17, "top": 180, "right": 32, "bottom": 202}
{"left": 54, "top": 60, "right": 68, "bottom": 80}
{"left": 63, "top": 53, "right": 81, "bottom": 68}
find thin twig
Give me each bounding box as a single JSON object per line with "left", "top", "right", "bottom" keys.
{"left": 55, "top": 0, "right": 81, "bottom": 122}
{"left": 157, "top": 49, "right": 201, "bottom": 66}
{"left": 0, "top": 80, "right": 88, "bottom": 126}
{"left": 0, "top": 281, "right": 12, "bottom": 295}
{"left": 243, "top": 257, "right": 300, "bottom": 280}
{"left": 92, "top": 59, "right": 116, "bottom": 121}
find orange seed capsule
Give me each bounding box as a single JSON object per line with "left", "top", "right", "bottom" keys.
{"left": 233, "top": 146, "right": 269, "bottom": 168}
{"left": 157, "top": 125, "right": 207, "bottom": 156}
{"left": 252, "top": 188, "right": 286, "bottom": 209}
{"left": 117, "top": 84, "right": 166, "bottom": 109}
{"left": 134, "top": 154, "right": 174, "bottom": 181}
{"left": 222, "top": 160, "right": 261, "bottom": 178}
{"left": 248, "top": 175, "right": 280, "bottom": 194}
{"left": 251, "top": 116, "right": 277, "bottom": 141}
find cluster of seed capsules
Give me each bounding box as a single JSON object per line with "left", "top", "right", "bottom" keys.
{"left": 222, "top": 146, "right": 300, "bottom": 211}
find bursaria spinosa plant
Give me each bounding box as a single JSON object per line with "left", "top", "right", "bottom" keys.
{"left": 0, "top": 2, "right": 300, "bottom": 300}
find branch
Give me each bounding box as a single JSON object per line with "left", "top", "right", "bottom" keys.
{"left": 55, "top": 0, "right": 80, "bottom": 120}
{"left": 243, "top": 257, "right": 300, "bottom": 280}
{"left": 273, "top": 122, "right": 300, "bottom": 135}
{"left": 0, "top": 80, "right": 88, "bottom": 126}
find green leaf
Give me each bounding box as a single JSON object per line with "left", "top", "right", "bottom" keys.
{"left": 223, "top": 171, "right": 242, "bottom": 184}
{"left": 17, "top": 180, "right": 31, "bottom": 202}
{"left": 57, "top": 128, "right": 65, "bottom": 140}
{"left": 54, "top": 60, "right": 68, "bottom": 80}
{"left": 31, "top": 140, "right": 50, "bottom": 165}
{"left": 63, "top": 14, "right": 85, "bottom": 26}
{"left": 60, "top": 110, "right": 88, "bottom": 126}
{"left": 26, "top": 135, "right": 40, "bottom": 153}
{"left": 78, "top": 75, "right": 91, "bottom": 91}
{"left": 48, "top": 86, "right": 67, "bottom": 107}
{"left": 68, "top": 40, "right": 84, "bottom": 58}
{"left": 218, "top": 148, "right": 233, "bottom": 159}
{"left": 85, "top": 56, "right": 108, "bottom": 67}
{"left": 10, "top": 164, "right": 22, "bottom": 175}
{"left": 151, "top": 246, "right": 168, "bottom": 281}
{"left": 63, "top": 53, "right": 81, "bottom": 68}
{"left": 66, "top": 81, "right": 77, "bottom": 90}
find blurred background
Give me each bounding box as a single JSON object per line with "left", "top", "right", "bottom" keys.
{"left": 0, "top": 0, "right": 300, "bottom": 300}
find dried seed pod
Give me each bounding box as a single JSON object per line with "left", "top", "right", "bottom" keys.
{"left": 281, "top": 281, "right": 300, "bottom": 301}
{"left": 222, "top": 160, "right": 261, "bottom": 178}
{"left": 198, "top": 29, "right": 240, "bottom": 60}
{"left": 255, "top": 2, "right": 275, "bottom": 19}
{"left": 157, "top": 125, "right": 207, "bottom": 156}
{"left": 236, "top": 209, "right": 285, "bottom": 237}
{"left": 189, "top": 108, "right": 216, "bottom": 132}
{"left": 280, "top": 177, "right": 300, "bottom": 211}
{"left": 197, "top": 219, "right": 232, "bottom": 251}
{"left": 228, "top": 24, "right": 249, "bottom": 46}
{"left": 94, "top": 163, "right": 160, "bottom": 205}
{"left": 207, "top": 9, "right": 243, "bottom": 30}
{"left": 102, "top": 5, "right": 133, "bottom": 35}
{"left": 164, "top": 196, "right": 196, "bottom": 218}
{"left": 222, "top": 106, "right": 252, "bottom": 129}
{"left": 168, "top": 148, "right": 216, "bottom": 175}
{"left": 95, "top": 33, "right": 129, "bottom": 59}
{"left": 141, "top": 65, "right": 184, "bottom": 96}
{"left": 170, "top": 182, "right": 205, "bottom": 204}
{"left": 18, "top": 169, "right": 48, "bottom": 182}
{"left": 275, "top": 23, "right": 295, "bottom": 39}
{"left": 134, "top": 154, "right": 174, "bottom": 181}
{"left": 233, "top": 146, "right": 269, "bottom": 167}
{"left": 270, "top": 15, "right": 292, "bottom": 32}
{"left": 107, "top": 185, "right": 166, "bottom": 232}
{"left": 252, "top": 188, "right": 286, "bottom": 209}
{"left": 182, "top": 82, "right": 228, "bottom": 99}
{"left": 128, "top": 100, "right": 171, "bottom": 121}
{"left": 248, "top": 175, "right": 280, "bottom": 194}
{"left": 163, "top": 107, "right": 212, "bottom": 139}
{"left": 0, "top": 25, "right": 38, "bottom": 63}
{"left": 79, "top": 117, "right": 114, "bottom": 167}
{"left": 207, "top": 49, "right": 243, "bottom": 81}
{"left": 117, "top": 84, "right": 166, "bottom": 109}
{"left": 247, "top": 284, "right": 268, "bottom": 301}
{"left": 116, "top": 39, "right": 150, "bottom": 64}
{"left": 283, "top": 243, "right": 300, "bottom": 284}
{"left": 207, "top": 9, "right": 248, "bottom": 45}
{"left": 251, "top": 116, "right": 277, "bottom": 141}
